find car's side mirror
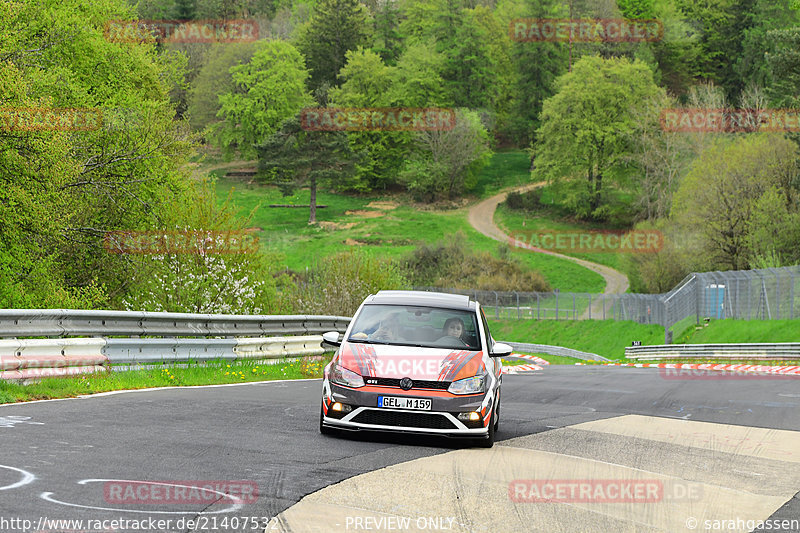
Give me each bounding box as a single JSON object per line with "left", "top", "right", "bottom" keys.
{"left": 490, "top": 342, "right": 513, "bottom": 358}
{"left": 322, "top": 331, "right": 342, "bottom": 347}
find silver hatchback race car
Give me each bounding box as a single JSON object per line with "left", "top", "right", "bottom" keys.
{"left": 319, "top": 290, "right": 511, "bottom": 447}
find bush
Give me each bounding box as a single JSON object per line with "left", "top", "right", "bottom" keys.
{"left": 289, "top": 250, "right": 410, "bottom": 316}
{"left": 118, "top": 179, "right": 287, "bottom": 314}
{"left": 402, "top": 232, "right": 550, "bottom": 292}
{"left": 505, "top": 189, "right": 542, "bottom": 211}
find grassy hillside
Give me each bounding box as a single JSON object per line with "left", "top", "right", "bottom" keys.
{"left": 495, "top": 197, "right": 628, "bottom": 272}
{"left": 490, "top": 317, "right": 800, "bottom": 361}
{"left": 212, "top": 151, "right": 606, "bottom": 293}
{"left": 489, "top": 319, "right": 665, "bottom": 359}
{"left": 675, "top": 318, "right": 800, "bottom": 344}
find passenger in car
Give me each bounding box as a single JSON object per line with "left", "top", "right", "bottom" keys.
{"left": 441, "top": 317, "right": 465, "bottom": 341}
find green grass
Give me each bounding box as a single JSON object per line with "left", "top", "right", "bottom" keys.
{"left": 215, "top": 178, "right": 606, "bottom": 293}
{"left": 489, "top": 317, "right": 800, "bottom": 363}
{"left": 495, "top": 202, "right": 628, "bottom": 273}
{"left": 490, "top": 318, "right": 667, "bottom": 360}
{"left": 505, "top": 352, "right": 587, "bottom": 365}
{"left": 0, "top": 356, "right": 330, "bottom": 405}
{"left": 674, "top": 318, "right": 800, "bottom": 344}
{"left": 472, "top": 150, "right": 533, "bottom": 196}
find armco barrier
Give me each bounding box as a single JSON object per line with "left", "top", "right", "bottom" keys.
{"left": 235, "top": 336, "right": 325, "bottom": 359}
{"left": 0, "top": 336, "right": 332, "bottom": 380}
{"left": 625, "top": 343, "right": 800, "bottom": 360}
{"left": 506, "top": 342, "right": 608, "bottom": 362}
{"left": 0, "top": 310, "right": 351, "bottom": 380}
{"left": 0, "top": 309, "right": 351, "bottom": 338}
{"left": 0, "top": 338, "right": 107, "bottom": 380}
{"left": 104, "top": 338, "right": 238, "bottom": 365}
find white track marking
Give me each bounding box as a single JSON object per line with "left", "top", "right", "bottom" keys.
{"left": 0, "top": 465, "right": 36, "bottom": 491}
{"left": 41, "top": 479, "right": 244, "bottom": 514}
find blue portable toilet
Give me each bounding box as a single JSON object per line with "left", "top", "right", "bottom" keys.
{"left": 704, "top": 284, "right": 725, "bottom": 319}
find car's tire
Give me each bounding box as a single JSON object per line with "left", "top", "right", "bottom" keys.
{"left": 493, "top": 390, "right": 501, "bottom": 432}
{"left": 319, "top": 403, "right": 335, "bottom": 436}
{"left": 476, "top": 393, "right": 498, "bottom": 448}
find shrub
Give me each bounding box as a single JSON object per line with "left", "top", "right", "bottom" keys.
{"left": 402, "top": 232, "right": 550, "bottom": 292}
{"left": 505, "top": 189, "right": 542, "bottom": 211}
{"left": 289, "top": 250, "right": 410, "bottom": 315}
{"left": 118, "top": 179, "right": 286, "bottom": 314}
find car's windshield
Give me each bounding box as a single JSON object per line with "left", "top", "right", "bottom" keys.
{"left": 348, "top": 304, "right": 481, "bottom": 351}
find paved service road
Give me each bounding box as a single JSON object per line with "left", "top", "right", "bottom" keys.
{"left": 1, "top": 368, "right": 799, "bottom": 533}
{"left": 468, "top": 183, "right": 630, "bottom": 314}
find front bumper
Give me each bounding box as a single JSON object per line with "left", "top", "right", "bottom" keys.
{"left": 321, "top": 381, "right": 495, "bottom": 437}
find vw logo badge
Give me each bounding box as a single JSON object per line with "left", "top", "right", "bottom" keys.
{"left": 399, "top": 377, "right": 413, "bottom": 390}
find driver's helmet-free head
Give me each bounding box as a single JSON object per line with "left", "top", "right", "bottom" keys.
{"left": 442, "top": 317, "right": 464, "bottom": 339}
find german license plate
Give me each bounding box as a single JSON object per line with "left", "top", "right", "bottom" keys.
{"left": 378, "top": 396, "right": 432, "bottom": 410}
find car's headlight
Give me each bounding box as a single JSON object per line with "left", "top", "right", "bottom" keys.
{"left": 329, "top": 364, "right": 365, "bottom": 388}
{"left": 448, "top": 374, "right": 485, "bottom": 395}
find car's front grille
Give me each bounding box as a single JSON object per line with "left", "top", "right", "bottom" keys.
{"left": 352, "top": 409, "right": 457, "bottom": 430}
{"left": 370, "top": 377, "right": 450, "bottom": 390}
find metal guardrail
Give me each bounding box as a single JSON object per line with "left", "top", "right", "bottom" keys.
{"left": 0, "top": 309, "right": 351, "bottom": 338}
{"left": 0, "top": 310, "right": 351, "bottom": 380}
{"left": 625, "top": 343, "right": 800, "bottom": 361}
{"left": 506, "top": 342, "right": 608, "bottom": 362}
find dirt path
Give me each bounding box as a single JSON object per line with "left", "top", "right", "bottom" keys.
{"left": 187, "top": 160, "right": 258, "bottom": 181}
{"left": 468, "top": 183, "right": 629, "bottom": 314}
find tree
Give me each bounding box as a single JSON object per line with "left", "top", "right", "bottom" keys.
{"left": 0, "top": 0, "right": 195, "bottom": 307}
{"left": 388, "top": 39, "right": 449, "bottom": 107}
{"left": 647, "top": 0, "right": 704, "bottom": 97}
{"left": 534, "top": 55, "right": 663, "bottom": 220}
{"left": 372, "top": 0, "right": 403, "bottom": 65}
{"left": 399, "top": 0, "right": 498, "bottom": 110}
{"left": 500, "top": 0, "right": 567, "bottom": 144}
{"left": 295, "top": 0, "right": 373, "bottom": 90}
{"left": 399, "top": 109, "right": 493, "bottom": 200}
{"left": 213, "top": 40, "right": 313, "bottom": 159}
{"left": 625, "top": 92, "right": 694, "bottom": 220}
{"left": 675, "top": 0, "right": 757, "bottom": 99}
{"left": 187, "top": 42, "right": 257, "bottom": 131}
{"left": 257, "top": 116, "right": 355, "bottom": 224}
{"left": 120, "top": 180, "right": 285, "bottom": 314}
{"left": 328, "top": 48, "right": 410, "bottom": 191}
{"left": 745, "top": 187, "right": 800, "bottom": 267}
{"left": 470, "top": 5, "right": 517, "bottom": 139}
{"left": 766, "top": 27, "right": 800, "bottom": 108}
{"left": 671, "top": 134, "right": 799, "bottom": 270}
{"left": 735, "top": 0, "right": 800, "bottom": 92}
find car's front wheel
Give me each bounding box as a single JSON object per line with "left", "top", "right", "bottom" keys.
{"left": 319, "top": 402, "right": 335, "bottom": 436}
{"left": 476, "top": 392, "right": 499, "bottom": 448}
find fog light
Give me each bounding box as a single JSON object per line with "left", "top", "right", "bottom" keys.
{"left": 331, "top": 402, "right": 352, "bottom": 413}
{"left": 457, "top": 412, "right": 481, "bottom": 421}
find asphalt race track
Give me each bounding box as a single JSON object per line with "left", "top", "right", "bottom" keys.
{"left": 1, "top": 366, "right": 799, "bottom": 533}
